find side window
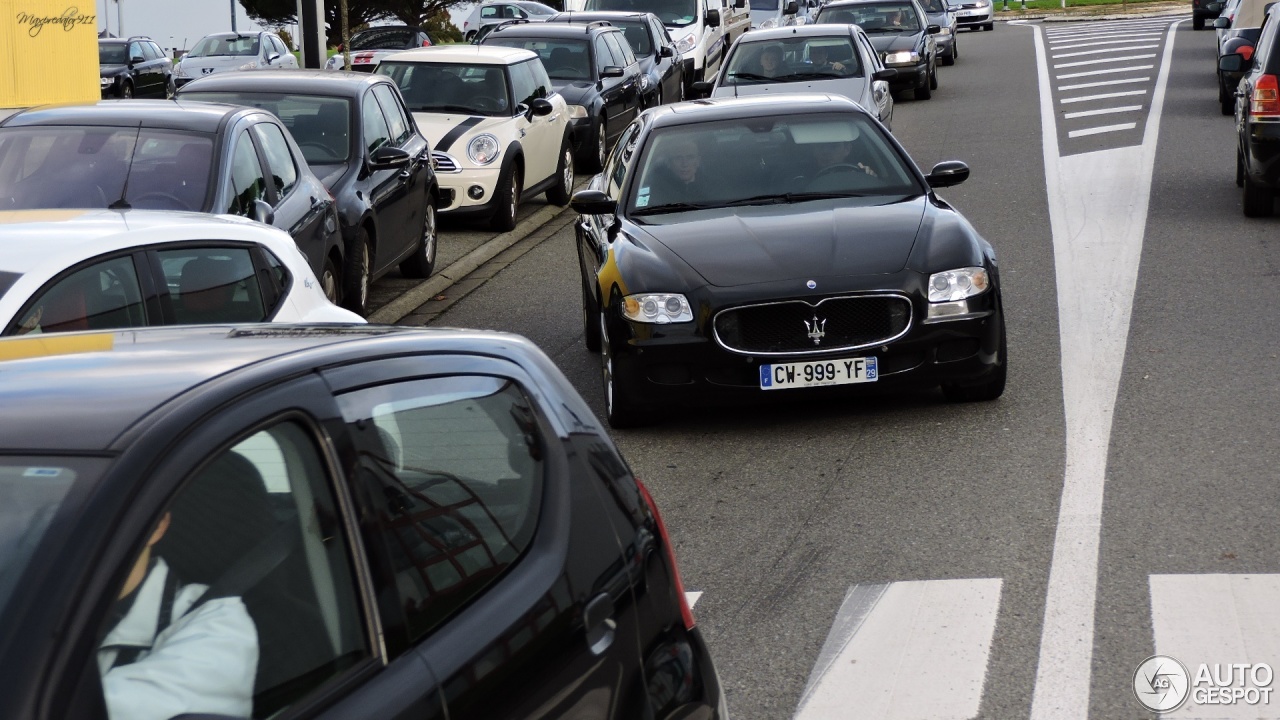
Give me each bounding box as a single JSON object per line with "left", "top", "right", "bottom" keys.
{"left": 481, "top": 5, "right": 499, "bottom": 18}
{"left": 606, "top": 31, "right": 635, "bottom": 66}
{"left": 128, "top": 41, "right": 142, "bottom": 61}
{"left": 250, "top": 123, "right": 299, "bottom": 200}
{"left": 158, "top": 247, "right": 270, "bottom": 324}
{"left": 528, "top": 59, "right": 553, "bottom": 98}
{"left": 605, "top": 121, "right": 640, "bottom": 198}
{"left": 224, "top": 130, "right": 268, "bottom": 216}
{"left": 594, "top": 36, "right": 616, "bottom": 73}
{"left": 336, "top": 375, "right": 545, "bottom": 643}
{"left": 860, "top": 34, "right": 883, "bottom": 70}
{"left": 9, "top": 255, "right": 146, "bottom": 335}
{"left": 95, "top": 421, "right": 369, "bottom": 719}
{"left": 362, "top": 92, "right": 393, "bottom": 154}
{"left": 509, "top": 60, "right": 540, "bottom": 106}
{"left": 652, "top": 19, "right": 669, "bottom": 50}
{"left": 371, "top": 84, "right": 411, "bottom": 145}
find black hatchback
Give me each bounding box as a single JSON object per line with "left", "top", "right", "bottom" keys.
{"left": 483, "top": 20, "right": 644, "bottom": 172}
{"left": 1223, "top": 2, "right": 1280, "bottom": 216}
{"left": 0, "top": 324, "right": 726, "bottom": 720}
{"left": 179, "top": 71, "right": 440, "bottom": 315}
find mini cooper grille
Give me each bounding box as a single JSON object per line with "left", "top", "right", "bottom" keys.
{"left": 714, "top": 296, "right": 912, "bottom": 354}
{"left": 432, "top": 152, "right": 460, "bottom": 173}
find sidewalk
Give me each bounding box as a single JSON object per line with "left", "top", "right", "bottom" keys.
{"left": 993, "top": 0, "right": 1190, "bottom": 22}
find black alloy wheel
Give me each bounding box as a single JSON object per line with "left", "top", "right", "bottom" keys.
{"left": 121, "top": 81, "right": 133, "bottom": 99}
{"left": 400, "top": 200, "right": 438, "bottom": 278}
{"left": 165, "top": 78, "right": 176, "bottom": 99}
{"left": 547, "top": 138, "right": 574, "bottom": 206}
{"left": 600, "top": 306, "right": 647, "bottom": 428}
{"left": 941, "top": 311, "right": 1007, "bottom": 402}
{"left": 343, "top": 229, "right": 372, "bottom": 315}
{"left": 490, "top": 166, "right": 522, "bottom": 231}
{"left": 593, "top": 120, "right": 608, "bottom": 173}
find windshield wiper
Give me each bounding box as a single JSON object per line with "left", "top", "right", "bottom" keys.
{"left": 631, "top": 201, "right": 713, "bottom": 215}
{"left": 864, "top": 26, "right": 908, "bottom": 32}
{"left": 727, "top": 72, "right": 774, "bottom": 82}
{"left": 776, "top": 71, "right": 844, "bottom": 81}
{"left": 723, "top": 191, "right": 872, "bottom": 207}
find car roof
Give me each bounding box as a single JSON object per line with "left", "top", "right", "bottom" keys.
{"left": 649, "top": 94, "right": 864, "bottom": 128}
{"left": 822, "top": 0, "right": 916, "bottom": 6}
{"left": 732, "top": 24, "right": 858, "bottom": 41}
{"left": 198, "top": 31, "right": 269, "bottom": 40}
{"left": 490, "top": 21, "right": 620, "bottom": 38}
{"left": 381, "top": 45, "right": 537, "bottom": 65}
{"left": 548, "top": 11, "right": 656, "bottom": 23}
{"left": 179, "top": 69, "right": 394, "bottom": 97}
{"left": 0, "top": 100, "right": 247, "bottom": 133}
{"left": 0, "top": 210, "right": 297, "bottom": 276}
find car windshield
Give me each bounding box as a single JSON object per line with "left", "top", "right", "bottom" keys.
{"left": 377, "top": 61, "right": 514, "bottom": 116}
{"left": 0, "top": 458, "right": 105, "bottom": 618}
{"left": 616, "top": 21, "right": 653, "bottom": 55}
{"left": 0, "top": 126, "right": 215, "bottom": 212}
{"left": 351, "top": 27, "right": 417, "bottom": 50}
{"left": 817, "top": 3, "right": 921, "bottom": 31}
{"left": 516, "top": 1, "right": 558, "bottom": 14}
{"left": 723, "top": 36, "right": 863, "bottom": 83}
{"left": 628, "top": 114, "right": 920, "bottom": 216}
{"left": 751, "top": 0, "right": 781, "bottom": 9}
{"left": 484, "top": 38, "right": 592, "bottom": 81}
{"left": 99, "top": 44, "right": 128, "bottom": 64}
{"left": 187, "top": 34, "right": 260, "bottom": 57}
{"left": 180, "top": 92, "right": 352, "bottom": 165}
{"left": 585, "top": 0, "right": 700, "bottom": 27}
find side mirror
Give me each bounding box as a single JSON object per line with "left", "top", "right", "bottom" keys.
{"left": 706, "top": 8, "right": 722, "bottom": 26}
{"left": 660, "top": 45, "right": 675, "bottom": 58}
{"left": 130, "top": 55, "right": 145, "bottom": 65}
{"left": 785, "top": 0, "right": 798, "bottom": 12}
{"left": 571, "top": 189, "right": 618, "bottom": 215}
{"left": 1219, "top": 52, "right": 1246, "bottom": 72}
{"left": 601, "top": 65, "right": 625, "bottom": 78}
{"left": 737, "top": 0, "right": 747, "bottom": 7}
{"left": 925, "top": 160, "right": 969, "bottom": 188}
{"left": 691, "top": 80, "right": 715, "bottom": 97}
{"left": 266, "top": 52, "right": 281, "bottom": 63}
{"left": 369, "top": 145, "right": 411, "bottom": 170}
{"left": 927, "top": 24, "right": 941, "bottom": 33}
{"left": 1214, "top": 16, "right": 1230, "bottom": 28}
{"left": 251, "top": 199, "right": 275, "bottom": 225}
{"left": 872, "top": 68, "right": 898, "bottom": 80}
{"left": 528, "top": 97, "right": 554, "bottom": 116}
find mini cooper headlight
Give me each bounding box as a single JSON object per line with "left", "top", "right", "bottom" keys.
{"left": 884, "top": 50, "right": 921, "bottom": 65}
{"left": 467, "top": 134, "right": 501, "bottom": 166}
{"left": 567, "top": 104, "right": 589, "bottom": 119}
{"left": 623, "top": 293, "right": 693, "bottom": 324}
{"left": 926, "top": 267, "right": 989, "bottom": 321}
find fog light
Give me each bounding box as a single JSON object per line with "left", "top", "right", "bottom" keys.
{"left": 468, "top": 185, "right": 484, "bottom": 200}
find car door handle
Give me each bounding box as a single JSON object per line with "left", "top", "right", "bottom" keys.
{"left": 583, "top": 593, "right": 616, "bottom": 656}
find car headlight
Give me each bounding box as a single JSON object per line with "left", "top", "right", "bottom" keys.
{"left": 622, "top": 293, "right": 693, "bottom": 324}
{"left": 467, "top": 134, "right": 501, "bottom": 165}
{"left": 174, "top": 63, "right": 187, "bottom": 77}
{"left": 239, "top": 61, "right": 258, "bottom": 70}
{"left": 937, "top": 26, "right": 952, "bottom": 34}
{"left": 758, "top": 17, "right": 779, "bottom": 29}
{"left": 926, "top": 267, "right": 989, "bottom": 321}
{"left": 884, "top": 50, "right": 921, "bottom": 65}
{"left": 675, "top": 32, "right": 697, "bottom": 54}
{"left": 567, "top": 104, "right": 589, "bottom": 119}
{"left": 100, "top": 77, "right": 113, "bottom": 88}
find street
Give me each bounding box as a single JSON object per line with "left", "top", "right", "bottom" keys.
{"left": 388, "top": 18, "right": 1280, "bottom": 719}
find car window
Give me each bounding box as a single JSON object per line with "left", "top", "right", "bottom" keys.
{"left": 361, "top": 91, "right": 393, "bottom": 155}
{"left": 528, "top": 58, "right": 554, "bottom": 98}
{"left": 128, "top": 42, "right": 143, "bottom": 61}
{"left": 224, "top": 130, "right": 269, "bottom": 216}
{"left": 336, "top": 375, "right": 545, "bottom": 643}
{"left": 94, "top": 421, "right": 369, "bottom": 719}
{"left": 508, "top": 59, "right": 541, "bottom": 106}
{"left": 377, "top": 61, "right": 513, "bottom": 116}
{"left": 178, "top": 92, "right": 352, "bottom": 166}
{"left": 817, "top": 2, "right": 922, "bottom": 30}
{"left": 371, "top": 84, "right": 412, "bottom": 145}
{"left": 189, "top": 34, "right": 260, "bottom": 57}
{"left": 606, "top": 121, "right": 641, "bottom": 199}
{"left": 619, "top": 21, "right": 653, "bottom": 56}
{"left": 481, "top": 5, "right": 499, "bottom": 17}
{"left": 9, "top": 255, "right": 147, "bottom": 336}
{"left": 605, "top": 31, "right": 636, "bottom": 66}
{"left": 100, "top": 43, "right": 128, "bottom": 64}
{"left": 595, "top": 35, "right": 617, "bottom": 72}
{"left": 483, "top": 38, "right": 592, "bottom": 82}
{"left": 158, "top": 247, "right": 270, "bottom": 325}
{"left": 251, "top": 123, "right": 299, "bottom": 201}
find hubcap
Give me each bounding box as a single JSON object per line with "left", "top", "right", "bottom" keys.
{"left": 600, "top": 311, "right": 613, "bottom": 414}
{"left": 423, "top": 205, "right": 437, "bottom": 263}
{"left": 597, "top": 126, "right": 606, "bottom": 168}
{"left": 360, "top": 244, "right": 370, "bottom": 307}
{"left": 563, "top": 150, "right": 574, "bottom": 194}
{"left": 510, "top": 179, "right": 519, "bottom": 219}
{"left": 322, "top": 267, "right": 337, "bottom": 302}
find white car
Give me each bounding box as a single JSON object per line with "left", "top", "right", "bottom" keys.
{"left": 376, "top": 46, "right": 575, "bottom": 231}
{"left": 0, "top": 210, "right": 363, "bottom": 337}
{"left": 173, "top": 31, "right": 299, "bottom": 89}
{"left": 461, "top": 1, "right": 559, "bottom": 42}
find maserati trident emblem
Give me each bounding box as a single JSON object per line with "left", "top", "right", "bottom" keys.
{"left": 804, "top": 316, "right": 826, "bottom": 346}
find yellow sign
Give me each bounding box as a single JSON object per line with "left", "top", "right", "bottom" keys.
{"left": 1, "top": 1, "right": 99, "bottom": 108}
{"left": 0, "top": 332, "right": 115, "bottom": 361}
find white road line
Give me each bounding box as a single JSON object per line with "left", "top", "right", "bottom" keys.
{"left": 1045, "top": 20, "right": 1175, "bottom": 33}
{"left": 1057, "top": 64, "right": 1154, "bottom": 79}
{"left": 685, "top": 591, "right": 702, "bottom": 609}
{"left": 1027, "top": 20, "right": 1183, "bottom": 720}
{"left": 1063, "top": 104, "right": 1143, "bottom": 118}
{"left": 1060, "top": 89, "right": 1146, "bottom": 103}
{"left": 1067, "top": 122, "right": 1137, "bottom": 137}
{"left": 1055, "top": 54, "right": 1158, "bottom": 68}
{"left": 1059, "top": 77, "right": 1150, "bottom": 90}
{"left": 1045, "top": 25, "right": 1173, "bottom": 37}
{"left": 1053, "top": 44, "right": 1159, "bottom": 58}
{"left": 1150, "top": 574, "right": 1280, "bottom": 719}
{"left": 1046, "top": 30, "right": 1171, "bottom": 42}
{"left": 1051, "top": 36, "right": 1163, "bottom": 49}
{"left": 794, "top": 579, "right": 1003, "bottom": 720}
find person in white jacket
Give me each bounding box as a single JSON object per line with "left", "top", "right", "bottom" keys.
{"left": 98, "top": 512, "right": 259, "bottom": 720}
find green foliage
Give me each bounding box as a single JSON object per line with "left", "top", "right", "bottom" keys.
{"left": 240, "top": 0, "right": 474, "bottom": 46}
{"left": 425, "top": 11, "right": 463, "bottom": 43}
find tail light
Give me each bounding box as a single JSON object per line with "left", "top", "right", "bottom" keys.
{"left": 635, "top": 477, "right": 696, "bottom": 631}
{"left": 1250, "top": 74, "right": 1280, "bottom": 117}
{"left": 422, "top": 39, "right": 431, "bottom": 46}
{"left": 1239, "top": 43, "right": 1255, "bottom": 62}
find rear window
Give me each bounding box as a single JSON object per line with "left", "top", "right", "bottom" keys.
{"left": 817, "top": 3, "right": 921, "bottom": 31}
{"left": 351, "top": 27, "right": 417, "bottom": 50}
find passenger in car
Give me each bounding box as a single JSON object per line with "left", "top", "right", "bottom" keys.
{"left": 755, "top": 44, "right": 787, "bottom": 78}
{"left": 808, "top": 44, "right": 848, "bottom": 75}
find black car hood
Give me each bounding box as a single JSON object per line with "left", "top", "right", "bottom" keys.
{"left": 866, "top": 32, "right": 921, "bottom": 53}
{"left": 312, "top": 162, "right": 348, "bottom": 190}
{"left": 552, "top": 81, "right": 597, "bottom": 105}
{"left": 100, "top": 63, "right": 128, "bottom": 76}
{"left": 636, "top": 197, "right": 927, "bottom": 287}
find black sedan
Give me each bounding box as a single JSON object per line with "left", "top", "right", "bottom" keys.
{"left": 99, "top": 36, "right": 174, "bottom": 99}
{"left": 483, "top": 20, "right": 644, "bottom": 172}
{"left": 814, "top": 0, "right": 941, "bottom": 99}
{"left": 548, "top": 11, "right": 687, "bottom": 108}
{"left": 179, "top": 71, "right": 440, "bottom": 315}
{"left": 1224, "top": 1, "right": 1280, "bottom": 216}
{"left": 571, "top": 94, "right": 1005, "bottom": 427}
{"left": 0, "top": 101, "right": 346, "bottom": 304}
{"left": 0, "top": 324, "right": 726, "bottom": 720}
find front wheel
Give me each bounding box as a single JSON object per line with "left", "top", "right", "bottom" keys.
{"left": 600, "top": 308, "right": 649, "bottom": 428}
{"left": 399, "top": 199, "right": 438, "bottom": 279}
{"left": 916, "top": 71, "right": 933, "bottom": 100}
{"left": 582, "top": 276, "right": 601, "bottom": 353}
{"left": 320, "top": 257, "right": 340, "bottom": 306}
{"left": 490, "top": 166, "right": 521, "bottom": 231}
{"left": 929, "top": 61, "right": 938, "bottom": 89}
{"left": 342, "top": 229, "right": 372, "bottom": 315}
{"left": 165, "top": 78, "right": 176, "bottom": 99}
{"left": 546, "top": 139, "right": 574, "bottom": 206}
{"left": 983, "top": 22, "right": 994, "bottom": 30}
{"left": 121, "top": 81, "right": 134, "bottom": 99}
{"left": 579, "top": 120, "right": 607, "bottom": 174}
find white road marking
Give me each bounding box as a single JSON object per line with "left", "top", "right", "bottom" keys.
{"left": 1150, "top": 574, "right": 1280, "bottom": 719}
{"left": 1052, "top": 37, "right": 1163, "bottom": 50}
{"left": 685, "top": 591, "right": 702, "bottom": 609}
{"left": 1027, "top": 19, "right": 1184, "bottom": 720}
{"left": 1060, "top": 89, "right": 1147, "bottom": 103}
{"left": 1055, "top": 54, "right": 1158, "bottom": 68}
{"left": 1045, "top": 28, "right": 1173, "bottom": 40}
{"left": 1045, "top": 21, "right": 1177, "bottom": 34}
{"left": 1057, "top": 64, "right": 1155, "bottom": 79}
{"left": 1059, "top": 77, "right": 1151, "bottom": 90}
{"left": 1063, "top": 105, "right": 1143, "bottom": 118}
{"left": 794, "top": 579, "right": 1003, "bottom": 720}
{"left": 1053, "top": 44, "right": 1160, "bottom": 58}
{"left": 1067, "top": 123, "right": 1138, "bottom": 137}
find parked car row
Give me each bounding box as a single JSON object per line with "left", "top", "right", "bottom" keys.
{"left": 1214, "top": 0, "right": 1280, "bottom": 215}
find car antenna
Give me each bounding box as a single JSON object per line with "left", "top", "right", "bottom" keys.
{"left": 108, "top": 122, "right": 144, "bottom": 211}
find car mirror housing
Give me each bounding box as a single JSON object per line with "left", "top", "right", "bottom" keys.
{"left": 601, "top": 65, "right": 625, "bottom": 78}
{"left": 267, "top": 52, "right": 282, "bottom": 63}
{"left": 1219, "top": 52, "right": 1247, "bottom": 72}
{"left": 528, "top": 97, "right": 554, "bottom": 116}
{"left": 1214, "top": 16, "right": 1230, "bottom": 28}
{"left": 690, "top": 80, "right": 715, "bottom": 97}
{"left": 571, "top": 189, "right": 617, "bottom": 215}
{"left": 785, "top": 0, "right": 799, "bottom": 13}
{"left": 369, "top": 145, "right": 411, "bottom": 171}
{"left": 251, "top": 199, "right": 276, "bottom": 225}
{"left": 925, "top": 160, "right": 970, "bottom": 188}
{"left": 927, "top": 24, "right": 942, "bottom": 33}
{"left": 130, "top": 55, "right": 145, "bottom": 65}
{"left": 873, "top": 68, "right": 898, "bottom": 81}
{"left": 706, "top": 8, "right": 722, "bottom": 26}
{"left": 660, "top": 45, "right": 675, "bottom": 58}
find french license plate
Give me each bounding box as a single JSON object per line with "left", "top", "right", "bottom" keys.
{"left": 759, "top": 357, "right": 878, "bottom": 390}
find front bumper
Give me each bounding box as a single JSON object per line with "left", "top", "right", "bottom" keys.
{"left": 954, "top": 11, "right": 992, "bottom": 27}
{"left": 433, "top": 160, "right": 503, "bottom": 216}
{"left": 884, "top": 60, "right": 929, "bottom": 89}
{"left": 173, "top": 76, "right": 196, "bottom": 89}
{"left": 569, "top": 116, "right": 596, "bottom": 157}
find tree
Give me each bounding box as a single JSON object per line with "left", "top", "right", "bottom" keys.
{"left": 374, "top": 0, "right": 475, "bottom": 30}
{"left": 238, "top": 0, "right": 387, "bottom": 46}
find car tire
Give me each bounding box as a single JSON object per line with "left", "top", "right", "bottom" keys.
{"left": 942, "top": 313, "right": 1007, "bottom": 403}
{"left": 465, "top": 30, "right": 477, "bottom": 42}
{"left": 582, "top": 276, "right": 601, "bottom": 353}
{"left": 600, "top": 307, "right": 649, "bottom": 428}
{"left": 929, "top": 61, "right": 938, "bottom": 90}
{"left": 953, "top": 36, "right": 959, "bottom": 60}
{"left": 165, "top": 78, "right": 176, "bottom": 99}
{"left": 1221, "top": 83, "right": 1235, "bottom": 115}
{"left": 581, "top": 119, "right": 607, "bottom": 174}
{"left": 916, "top": 72, "right": 933, "bottom": 100}
{"left": 1236, "top": 150, "right": 1245, "bottom": 188}
{"left": 399, "top": 198, "right": 438, "bottom": 279}
{"left": 320, "top": 256, "right": 341, "bottom": 306}
{"left": 942, "top": 45, "right": 955, "bottom": 66}
{"left": 490, "top": 165, "right": 521, "bottom": 231}
{"left": 1194, "top": 15, "right": 1205, "bottom": 29}
{"left": 342, "top": 228, "right": 372, "bottom": 315}
{"left": 546, "top": 137, "right": 574, "bottom": 207}
{"left": 1242, "top": 171, "right": 1274, "bottom": 217}
{"left": 983, "top": 22, "right": 994, "bottom": 30}
{"left": 121, "top": 81, "right": 134, "bottom": 99}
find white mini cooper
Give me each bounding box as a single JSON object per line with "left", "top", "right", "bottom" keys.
{"left": 377, "top": 46, "right": 575, "bottom": 230}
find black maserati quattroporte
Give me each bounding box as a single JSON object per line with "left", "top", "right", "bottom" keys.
{"left": 571, "top": 94, "right": 1006, "bottom": 427}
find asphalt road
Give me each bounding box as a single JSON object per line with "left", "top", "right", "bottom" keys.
{"left": 394, "top": 19, "right": 1280, "bottom": 719}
